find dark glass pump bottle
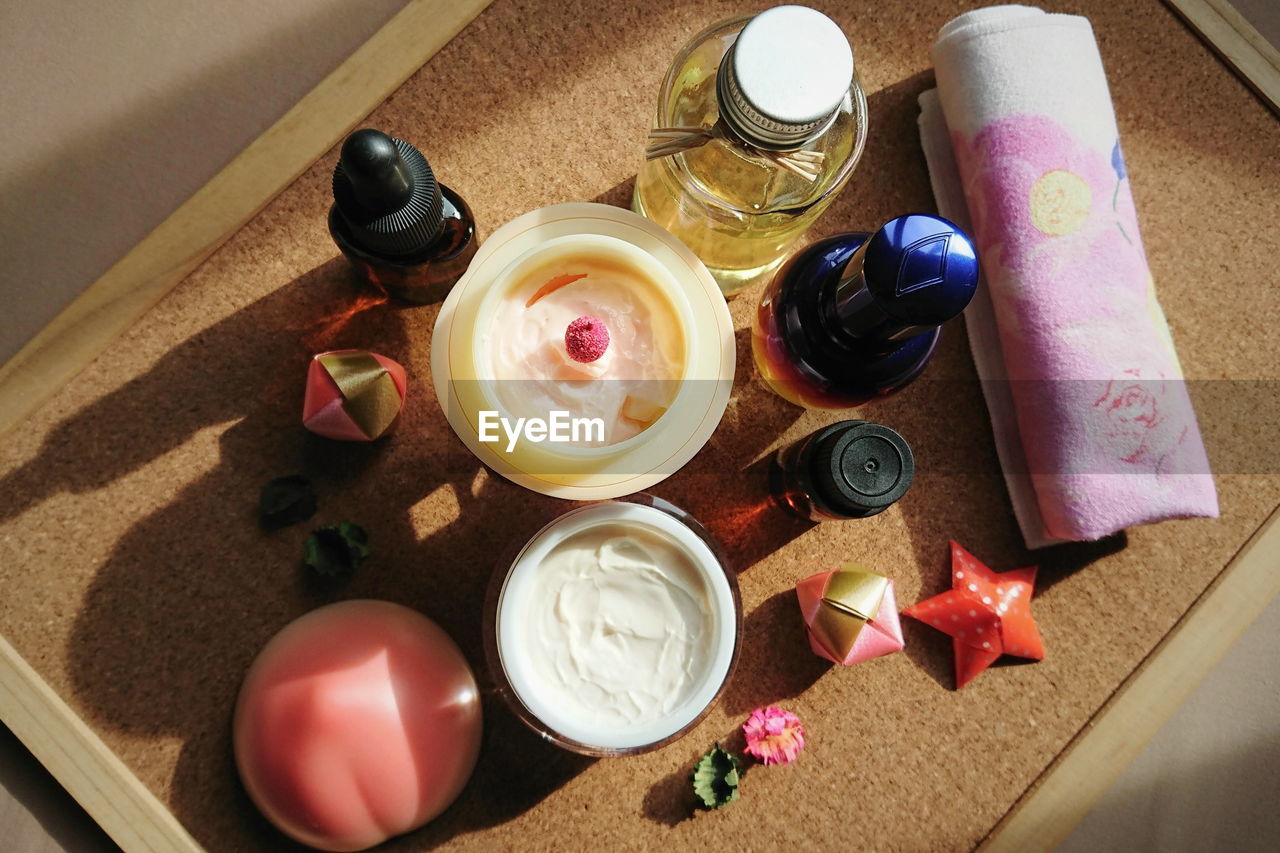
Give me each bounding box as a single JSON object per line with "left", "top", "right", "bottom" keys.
{"left": 753, "top": 213, "right": 978, "bottom": 409}
{"left": 329, "top": 128, "right": 477, "bottom": 304}
{"left": 772, "top": 420, "right": 914, "bottom": 521}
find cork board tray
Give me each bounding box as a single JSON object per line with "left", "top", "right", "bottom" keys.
{"left": 1, "top": 0, "right": 1278, "bottom": 850}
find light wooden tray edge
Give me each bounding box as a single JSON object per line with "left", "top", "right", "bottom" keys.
{"left": 1164, "top": 0, "right": 1280, "bottom": 115}
{"left": 0, "top": 636, "right": 203, "bottom": 852}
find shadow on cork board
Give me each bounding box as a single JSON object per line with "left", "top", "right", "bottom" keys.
{"left": 0, "top": 254, "right": 601, "bottom": 845}
{"left": 0, "top": 260, "right": 863, "bottom": 847}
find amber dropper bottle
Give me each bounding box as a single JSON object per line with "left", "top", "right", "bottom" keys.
{"left": 771, "top": 420, "right": 914, "bottom": 521}
{"left": 329, "top": 128, "right": 477, "bottom": 304}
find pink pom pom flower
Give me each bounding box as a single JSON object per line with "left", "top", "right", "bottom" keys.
{"left": 564, "top": 316, "right": 610, "bottom": 363}
{"left": 742, "top": 706, "right": 805, "bottom": 766}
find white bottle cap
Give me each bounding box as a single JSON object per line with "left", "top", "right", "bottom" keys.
{"left": 717, "top": 5, "right": 854, "bottom": 150}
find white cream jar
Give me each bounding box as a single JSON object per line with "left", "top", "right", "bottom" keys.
{"left": 489, "top": 498, "right": 740, "bottom": 754}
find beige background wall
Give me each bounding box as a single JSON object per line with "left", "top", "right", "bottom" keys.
{"left": 0, "top": 0, "right": 409, "bottom": 365}
{"left": 0, "top": 1, "right": 1276, "bottom": 851}
{"left": 1236, "top": 0, "right": 1280, "bottom": 45}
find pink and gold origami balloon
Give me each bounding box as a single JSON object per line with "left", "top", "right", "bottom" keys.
{"left": 302, "top": 350, "right": 406, "bottom": 441}
{"left": 796, "top": 565, "right": 905, "bottom": 666}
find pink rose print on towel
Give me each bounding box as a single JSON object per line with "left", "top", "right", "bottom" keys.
{"left": 1092, "top": 369, "right": 1191, "bottom": 472}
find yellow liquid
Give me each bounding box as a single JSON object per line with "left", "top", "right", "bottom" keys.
{"left": 633, "top": 28, "right": 864, "bottom": 296}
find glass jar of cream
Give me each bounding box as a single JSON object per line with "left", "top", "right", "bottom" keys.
{"left": 485, "top": 496, "right": 740, "bottom": 755}
{"left": 432, "top": 203, "right": 735, "bottom": 499}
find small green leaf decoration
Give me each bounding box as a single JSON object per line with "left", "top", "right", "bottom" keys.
{"left": 691, "top": 744, "right": 741, "bottom": 810}
{"left": 260, "top": 475, "right": 317, "bottom": 530}
{"left": 304, "top": 523, "right": 370, "bottom": 577}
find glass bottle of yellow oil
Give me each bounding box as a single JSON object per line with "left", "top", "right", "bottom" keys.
{"left": 633, "top": 5, "right": 868, "bottom": 297}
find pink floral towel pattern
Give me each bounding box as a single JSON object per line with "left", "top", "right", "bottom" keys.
{"left": 952, "top": 115, "right": 1216, "bottom": 540}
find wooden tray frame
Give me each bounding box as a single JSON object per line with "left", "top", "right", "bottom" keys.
{"left": 0, "top": 1, "right": 1275, "bottom": 850}
{"left": 1166, "top": 0, "right": 1280, "bottom": 115}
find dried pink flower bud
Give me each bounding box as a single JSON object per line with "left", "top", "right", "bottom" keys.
{"left": 564, "top": 316, "right": 610, "bottom": 363}
{"left": 742, "top": 706, "right": 806, "bottom": 766}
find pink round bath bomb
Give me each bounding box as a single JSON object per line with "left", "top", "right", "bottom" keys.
{"left": 234, "top": 600, "right": 482, "bottom": 851}
{"left": 564, "top": 315, "right": 610, "bottom": 362}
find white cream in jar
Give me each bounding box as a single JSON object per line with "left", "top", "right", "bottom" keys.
{"left": 496, "top": 502, "right": 738, "bottom": 752}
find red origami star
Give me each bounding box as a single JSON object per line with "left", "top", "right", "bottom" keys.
{"left": 903, "top": 541, "right": 1044, "bottom": 688}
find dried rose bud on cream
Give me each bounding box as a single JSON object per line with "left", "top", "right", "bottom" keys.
{"left": 564, "top": 316, "right": 610, "bottom": 363}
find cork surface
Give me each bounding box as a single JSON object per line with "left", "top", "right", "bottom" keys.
{"left": 0, "top": 0, "right": 1277, "bottom": 850}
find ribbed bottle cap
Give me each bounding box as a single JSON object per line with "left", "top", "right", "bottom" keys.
{"left": 332, "top": 129, "right": 444, "bottom": 257}
{"left": 862, "top": 214, "right": 979, "bottom": 326}
{"left": 715, "top": 5, "right": 854, "bottom": 151}
{"left": 812, "top": 421, "right": 914, "bottom": 518}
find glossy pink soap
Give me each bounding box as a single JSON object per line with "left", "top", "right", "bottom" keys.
{"left": 234, "top": 600, "right": 482, "bottom": 851}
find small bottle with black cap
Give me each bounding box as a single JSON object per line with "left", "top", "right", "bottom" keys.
{"left": 753, "top": 213, "right": 979, "bottom": 409}
{"left": 329, "top": 128, "right": 477, "bottom": 304}
{"left": 771, "top": 420, "right": 914, "bottom": 521}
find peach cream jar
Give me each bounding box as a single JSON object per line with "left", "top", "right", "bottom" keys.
{"left": 486, "top": 498, "right": 740, "bottom": 755}
{"left": 432, "top": 203, "right": 735, "bottom": 499}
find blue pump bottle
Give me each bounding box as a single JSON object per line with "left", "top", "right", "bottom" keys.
{"left": 753, "top": 214, "right": 979, "bottom": 409}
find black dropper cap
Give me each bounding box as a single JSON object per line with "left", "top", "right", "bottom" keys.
{"left": 332, "top": 129, "right": 444, "bottom": 257}
{"left": 810, "top": 421, "right": 914, "bottom": 518}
